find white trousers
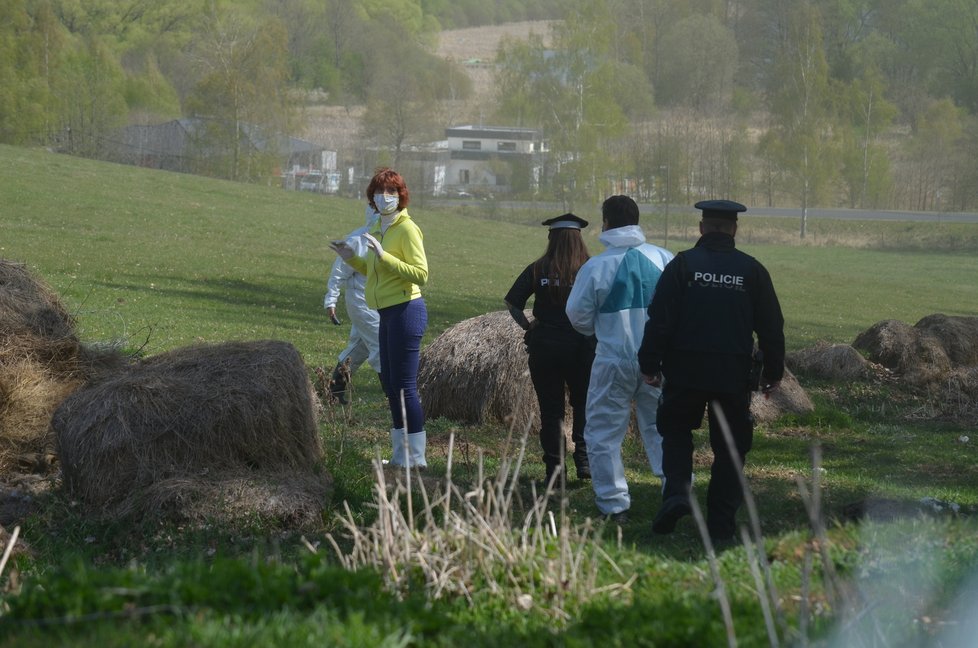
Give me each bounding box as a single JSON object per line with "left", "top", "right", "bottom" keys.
{"left": 584, "top": 354, "right": 663, "bottom": 515}
{"left": 338, "top": 287, "right": 381, "bottom": 373}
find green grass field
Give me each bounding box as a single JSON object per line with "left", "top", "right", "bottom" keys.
{"left": 4, "top": 144, "right": 977, "bottom": 360}
{"left": 2, "top": 143, "right": 978, "bottom": 646}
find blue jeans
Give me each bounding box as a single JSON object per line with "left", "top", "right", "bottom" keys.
{"left": 378, "top": 298, "right": 427, "bottom": 434}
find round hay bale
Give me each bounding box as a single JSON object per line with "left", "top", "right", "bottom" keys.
{"left": 750, "top": 367, "right": 814, "bottom": 423}
{"left": 914, "top": 314, "right": 978, "bottom": 367}
{"left": 787, "top": 342, "right": 873, "bottom": 380}
{"left": 852, "top": 319, "right": 918, "bottom": 369}
{"left": 53, "top": 340, "right": 327, "bottom": 525}
{"left": 418, "top": 311, "right": 539, "bottom": 429}
{"left": 0, "top": 260, "right": 75, "bottom": 341}
{"left": 0, "top": 262, "right": 130, "bottom": 475}
{"left": 852, "top": 319, "right": 951, "bottom": 385}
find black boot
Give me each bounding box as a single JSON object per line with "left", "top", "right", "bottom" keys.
{"left": 544, "top": 461, "right": 564, "bottom": 487}
{"left": 330, "top": 363, "right": 349, "bottom": 404}
{"left": 573, "top": 450, "right": 591, "bottom": 480}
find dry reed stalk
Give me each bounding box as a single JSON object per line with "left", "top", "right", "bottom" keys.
{"left": 740, "top": 525, "right": 779, "bottom": 648}
{"left": 324, "top": 428, "right": 630, "bottom": 620}
{"left": 0, "top": 525, "right": 20, "bottom": 581}
{"left": 792, "top": 446, "right": 892, "bottom": 646}
{"left": 689, "top": 492, "right": 737, "bottom": 647}
{"left": 799, "top": 549, "right": 813, "bottom": 647}
{"left": 711, "top": 401, "right": 787, "bottom": 642}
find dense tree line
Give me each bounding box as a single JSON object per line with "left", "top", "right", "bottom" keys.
{"left": 493, "top": 0, "right": 978, "bottom": 219}
{"left": 2, "top": 0, "right": 977, "bottom": 214}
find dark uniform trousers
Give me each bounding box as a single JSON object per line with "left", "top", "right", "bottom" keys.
{"left": 526, "top": 329, "right": 593, "bottom": 470}
{"left": 658, "top": 385, "right": 753, "bottom": 539}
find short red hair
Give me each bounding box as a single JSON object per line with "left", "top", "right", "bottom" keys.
{"left": 366, "top": 167, "right": 410, "bottom": 212}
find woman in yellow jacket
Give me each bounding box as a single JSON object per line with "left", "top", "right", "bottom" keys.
{"left": 330, "top": 168, "right": 429, "bottom": 467}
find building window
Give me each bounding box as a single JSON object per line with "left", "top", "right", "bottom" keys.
{"left": 462, "top": 140, "right": 481, "bottom": 150}
{"left": 459, "top": 169, "right": 470, "bottom": 184}
{"left": 497, "top": 141, "right": 517, "bottom": 152}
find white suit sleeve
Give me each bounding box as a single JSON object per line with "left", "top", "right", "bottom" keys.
{"left": 324, "top": 256, "right": 354, "bottom": 309}
{"left": 565, "top": 262, "right": 597, "bottom": 336}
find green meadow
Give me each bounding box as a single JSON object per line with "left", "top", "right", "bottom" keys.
{"left": 2, "top": 143, "right": 978, "bottom": 646}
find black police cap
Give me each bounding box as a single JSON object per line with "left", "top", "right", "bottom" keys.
{"left": 541, "top": 213, "right": 588, "bottom": 230}
{"left": 694, "top": 199, "right": 747, "bottom": 221}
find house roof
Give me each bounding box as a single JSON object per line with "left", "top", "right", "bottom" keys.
{"left": 115, "top": 118, "right": 325, "bottom": 157}
{"left": 445, "top": 125, "right": 541, "bottom": 141}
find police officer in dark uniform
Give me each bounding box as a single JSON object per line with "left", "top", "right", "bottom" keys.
{"left": 505, "top": 213, "right": 595, "bottom": 484}
{"left": 637, "top": 200, "right": 785, "bottom": 542}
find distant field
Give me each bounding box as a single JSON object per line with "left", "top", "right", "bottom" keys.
{"left": 2, "top": 143, "right": 977, "bottom": 364}
{"left": 304, "top": 21, "right": 553, "bottom": 147}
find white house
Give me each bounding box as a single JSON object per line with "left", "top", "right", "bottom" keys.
{"left": 444, "top": 125, "right": 548, "bottom": 195}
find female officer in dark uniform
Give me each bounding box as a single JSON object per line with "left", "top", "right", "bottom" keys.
{"left": 505, "top": 214, "right": 595, "bottom": 484}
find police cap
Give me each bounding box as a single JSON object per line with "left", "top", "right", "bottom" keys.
{"left": 694, "top": 199, "right": 747, "bottom": 221}
{"left": 541, "top": 213, "right": 588, "bottom": 230}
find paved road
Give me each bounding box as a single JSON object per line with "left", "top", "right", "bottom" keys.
{"left": 439, "top": 199, "right": 978, "bottom": 223}
{"left": 733, "top": 206, "right": 978, "bottom": 224}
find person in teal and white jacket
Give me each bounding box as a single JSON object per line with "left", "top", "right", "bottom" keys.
{"left": 565, "top": 195, "right": 673, "bottom": 523}
{"left": 330, "top": 168, "right": 429, "bottom": 468}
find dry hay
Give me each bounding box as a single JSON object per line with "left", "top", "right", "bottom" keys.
{"left": 0, "top": 261, "right": 109, "bottom": 474}
{"left": 852, "top": 319, "right": 951, "bottom": 385}
{"left": 53, "top": 340, "right": 328, "bottom": 527}
{"left": 750, "top": 367, "right": 814, "bottom": 423}
{"left": 135, "top": 470, "right": 329, "bottom": 528}
{"left": 419, "top": 310, "right": 539, "bottom": 429}
{"left": 935, "top": 366, "right": 978, "bottom": 424}
{"left": 0, "top": 260, "right": 75, "bottom": 341}
{"left": 786, "top": 342, "right": 875, "bottom": 381}
{"left": 0, "top": 354, "right": 82, "bottom": 473}
{"left": 914, "top": 314, "right": 978, "bottom": 366}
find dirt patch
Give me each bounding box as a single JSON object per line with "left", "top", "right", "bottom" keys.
{"left": 435, "top": 21, "right": 554, "bottom": 62}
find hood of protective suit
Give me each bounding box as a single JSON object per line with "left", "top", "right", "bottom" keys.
{"left": 599, "top": 225, "right": 647, "bottom": 250}
{"left": 344, "top": 205, "right": 381, "bottom": 257}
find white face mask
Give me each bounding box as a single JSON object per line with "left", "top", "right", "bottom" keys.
{"left": 373, "top": 193, "right": 399, "bottom": 215}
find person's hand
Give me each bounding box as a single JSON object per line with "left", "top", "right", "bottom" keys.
{"left": 326, "top": 306, "right": 341, "bottom": 325}
{"left": 761, "top": 381, "right": 780, "bottom": 400}
{"left": 329, "top": 240, "right": 354, "bottom": 261}
{"left": 362, "top": 232, "right": 384, "bottom": 258}
{"left": 643, "top": 372, "right": 663, "bottom": 388}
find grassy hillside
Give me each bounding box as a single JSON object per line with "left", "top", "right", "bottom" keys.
{"left": 3, "top": 144, "right": 977, "bottom": 364}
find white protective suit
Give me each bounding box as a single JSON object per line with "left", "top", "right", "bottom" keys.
{"left": 324, "top": 206, "right": 382, "bottom": 374}
{"left": 565, "top": 225, "right": 674, "bottom": 515}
